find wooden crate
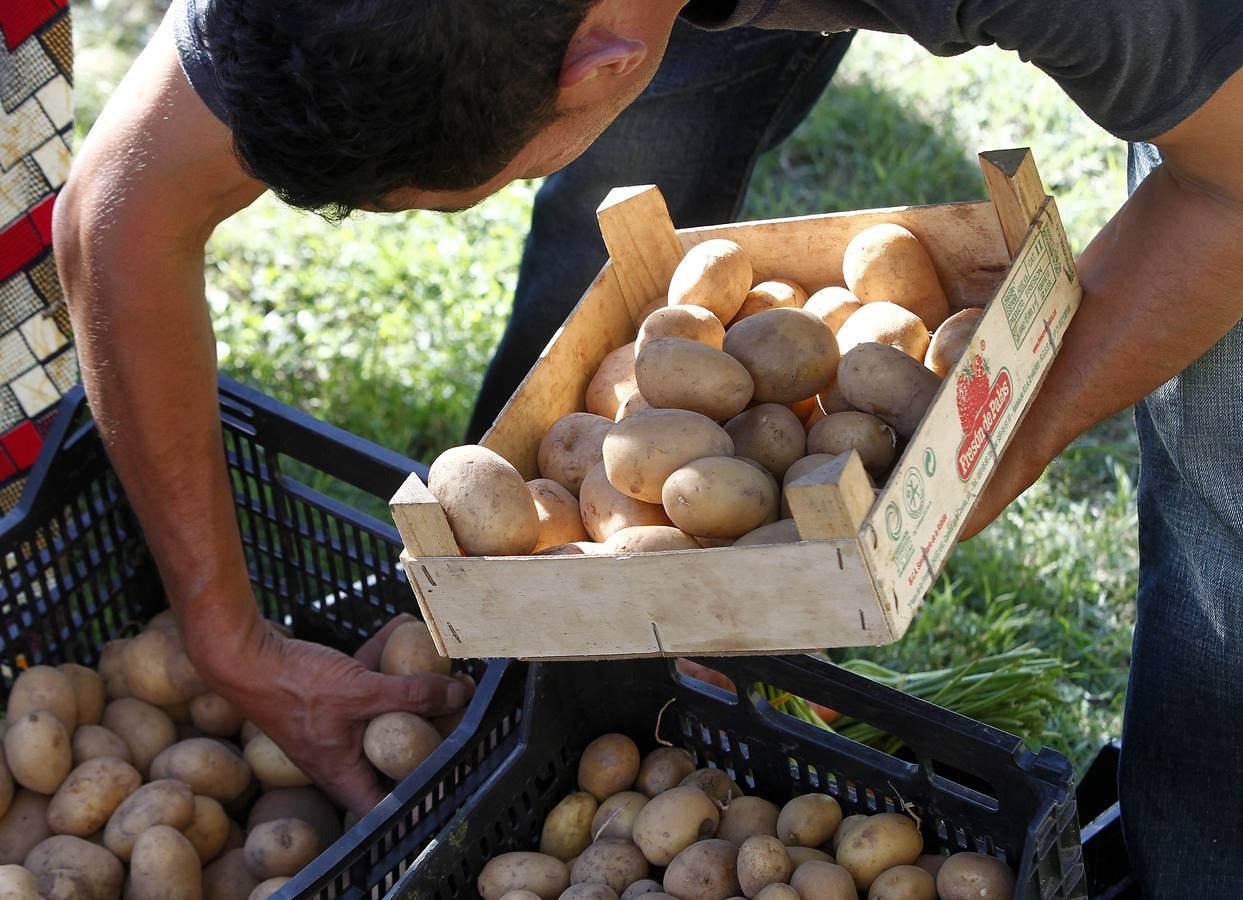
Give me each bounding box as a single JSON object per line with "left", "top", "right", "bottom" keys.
{"left": 391, "top": 149, "right": 1081, "bottom": 660}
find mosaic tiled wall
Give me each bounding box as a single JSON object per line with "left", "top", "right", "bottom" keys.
{"left": 0, "top": 1, "right": 75, "bottom": 514}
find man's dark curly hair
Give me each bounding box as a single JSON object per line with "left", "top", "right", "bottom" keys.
{"left": 199, "top": 0, "right": 598, "bottom": 217}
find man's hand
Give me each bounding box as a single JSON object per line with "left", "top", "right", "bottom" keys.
{"left": 960, "top": 68, "right": 1243, "bottom": 539}
{"left": 204, "top": 613, "right": 473, "bottom": 818}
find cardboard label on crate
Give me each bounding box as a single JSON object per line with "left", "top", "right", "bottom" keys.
{"left": 862, "top": 202, "right": 1081, "bottom": 632}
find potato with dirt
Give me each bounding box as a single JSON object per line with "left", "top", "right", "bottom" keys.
{"left": 591, "top": 791, "right": 648, "bottom": 842}
{"left": 578, "top": 734, "right": 640, "bottom": 801}
{"left": 835, "top": 813, "right": 923, "bottom": 890}
{"left": 570, "top": 840, "right": 649, "bottom": 894}
{"left": 478, "top": 852, "right": 570, "bottom": 900}
{"left": 4, "top": 710, "right": 72, "bottom": 795}
{"left": 935, "top": 851, "right": 1015, "bottom": 900}
{"left": 925, "top": 307, "right": 984, "bottom": 378}
{"left": 127, "top": 826, "right": 202, "bottom": 900}
{"left": 632, "top": 786, "right": 720, "bottom": 866}
{"left": 25, "top": 835, "right": 124, "bottom": 900}
{"left": 717, "top": 797, "right": 780, "bottom": 845}
{"left": 803, "top": 287, "right": 862, "bottom": 334}
{"left": 59, "top": 664, "right": 106, "bottom": 728}
{"left": 244, "top": 818, "right": 320, "bottom": 880}
{"left": 429, "top": 445, "right": 541, "bottom": 556}
{"left": 636, "top": 305, "right": 725, "bottom": 354}
{"left": 635, "top": 339, "right": 755, "bottom": 421}
{"left": 732, "top": 279, "right": 807, "bottom": 323}
{"left": 635, "top": 748, "right": 695, "bottom": 797}
{"left": 101, "top": 698, "right": 176, "bottom": 776}
{"left": 807, "top": 411, "right": 897, "bottom": 476}
{"left": 868, "top": 864, "right": 937, "bottom": 900}
{"left": 46, "top": 756, "right": 142, "bottom": 837}
{"left": 103, "top": 778, "right": 195, "bottom": 861}
{"left": 724, "top": 405, "right": 806, "bottom": 480}
{"left": 603, "top": 527, "right": 700, "bottom": 553}
{"left": 776, "top": 794, "right": 841, "bottom": 848}
{"left": 243, "top": 734, "right": 311, "bottom": 788}
{"left": 149, "top": 738, "right": 252, "bottom": 803}
{"left": 662, "top": 457, "right": 778, "bottom": 539}
{"left": 121, "top": 626, "right": 206, "bottom": 707}
{"left": 833, "top": 301, "right": 931, "bottom": 361}
{"left": 662, "top": 839, "right": 740, "bottom": 900}
{"left": 578, "top": 463, "right": 672, "bottom": 542}
{"left": 837, "top": 343, "right": 941, "bottom": 439}
{"left": 723, "top": 308, "right": 839, "bottom": 404}
{"left": 736, "top": 835, "right": 792, "bottom": 897}
{"left": 7, "top": 666, "right": 78, "bottom": 731}
{"left": 538, "top": 413, "right": 615, "bottom": 496}
{"left": 540, "top": 792, "right": 598, "bottom": 862}
{"left": 587, "top": 344, "right": 640, "bottom": 420}
{"left": 529, "top": 479, "right": 591, "bottom": 552}
{"left": 363, "top": 712, "right": 441, "bottom": 781}
{"left": 602, "top": 410, "right": 733, "bottom": 504}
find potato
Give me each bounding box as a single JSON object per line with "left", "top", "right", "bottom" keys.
{"left": 635, "top": 748, "right": 695, "bottom": 798}
{"left": 815, "top": 381, "right": 853, "bottom": 418}
{"left": 636, "top": 339, "right": 755, "bottom": 421}
{"left": 619, "top": 881, "right": 663, "bottom": 900}
{"left": 561, "top": 885, "right": 618, "bottom": 900}
{"left": 807, "top": 412, "right": 897, "bottom": 476}
{"left": 668, "top": 240, "right": 752, "bottom": 323}
{"left": 59, "top": 665, "right": 105, "bottom": 728}
{"left": 912, "top": 855, "right": 946, "bottom": 878}
{"left": 603, "top": 526, "right": 699, "bottom": 554}
{"left": 537, "top": 542, "right": 604, "bottom": 556}
{"left": 379, "top": 619, "right": 452, "bottom": 678}
{"left": 717, "top": 797, "right": 779, "bottom": 846}
{"left": 529, "top": 479, "right": 591, "bottom": 553}
{"left": 235, "top": 736, "right": 302, "bottom": 793}
{"left": 831, "top": 814, "right": 868, "bottom": 853}
{"left": 67, "top": 727, "right": 131, "bottom": 769}
{"left": 244, "top": 818, "right": 319, "bottom": 880}
{"left": 150, "top": 739, "right": 252, "bottom": 803}
{"left": 429, "top": 445, "right": 540, "bottom": 556}
{"left": 570, "top": 840, "right": 649, "bottom": 894}
{"left": 723, "top": 309, "right": 838, "bottom": 404}
{"left": 602, "top": 410, "right": 733, "bottom": 504}
{"left": 478, "top": 852, "right": 570, "bottom": 900}
{"left": 786, "top": 847, "right": 834, "bottom": 867}
{"left": 835, "top": 813, "right": 922, "bottom": 890}
{"left": 636, "top": 306, "right": 725, "bottom": 355}
{"left": 615, "top": 391, "right": 653, "bottom": 422}
{"left": 735, "top": 835, "right": 791, "bottom": 898}
{"left": 4, "top": 711, "right": 71, "bottom": 795}
{"left": 103, "top": 779, "right": 194, "bottom": 861}
{"left": 248, "top": 879, "right": 290, "bottom": 900}
{"left": 753, "top": 885, "right": 798, "bottom": 900}
{"left": 587, "top": 344, "right": 640, "bottom": 420}
{"left": 121, "top": 626, "right": 206, "bottom": 707}
{"left": 789, "top": 861, "right": 856, "bottom": 900}
{"left": 188, "top": 694, "right": 245, "bottom": 738}
{"left": 540, "top": 792, "right": 598, "bottom": 862}
{"left": 37, "top": 867, "right": 93, "bottom": 900}
{"left": 731, "top": 280, "right": 807, "bottom": 325}
{"left": 834, "top": 301, "right": 930, "bottom": 362}
{"left": 128, "top": 826, "right": 201, "bottom": 900}
{"left": 680, "top": 769, "right": 743, "bottom": 806}
{"left": 662, "top": 457, "right": 777, "bottom": 539}
{"left": 776, "top": 794, "right": 841, "bottom": 848}
{"left": 25, "top": 835, "right": 123, "bottom": 900}
{"left": 538, "top": 414, "right": 615, "bottom": 496}
{"left": 577, "top": 734, "right": 640, "bottom": 801}
{"left": 501, "top": 892, "right": 545, "bottom": 900}
{"left": 663, "top": 839, "right": 739, "bottom": 900}
{"left": 803, "top": 287, "right": 862, "bottom": 334}
{"left": 97, "top": 641, "right": 131, "bottom": 702}
{"left": 925, "top": 308, "right": 983, "bottom": 378}
{"left": 102, "top": 697, "right": 176, "bottom": 776}
{"left": 590, "top": 792, "right": 647, "bottom": 843}
{"left": 0, "top": 792, "right": 50, "bottom": 864}
{"left": 934, "top": 852, "right": 1015, "bottom": 900}
{"left": 632, "top": 786, "right": 720, "bottom": 866}
{"left": 362, "top": 712, "right": 441, "bottom": 782}
{"left": 203, "top": 849, "right": 259, "bottom": 900}
{"left": 868, "top": 864, "right": 936, "bottom": 900}
{"left": 181, "top": 795, "right": 230, "bottom": 864}
{"left": 843, "top": 224, "right": 949, "bottom": 329}
{"left": 0, "top": 752, "right": 12, "bottom": 822}
{"left": 579, "top": 463, "right": 672, "bottom": 542}
{"left": 47, "top": 757, "right": 142, "bottom": 837}
{"left": 733, "top": 519, "right": 801, "bottom": 547}
{"left": 837, "top": 344, "right": 941, "bottom": 439}
{"left": 724, "top": 405, "right": 806, "bottom": 480}
{"left": 0, "top": 864, "right": 38, "bottom": 899}
{"left": 7, "top": 666, "right": 77, "bottom": 731}
{"left": 248, "top": 787, "right": 340, "bottom": 852}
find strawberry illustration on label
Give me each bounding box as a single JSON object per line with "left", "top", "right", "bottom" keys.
{"left": 955, "top": 353, "right": 990, "bottom": 432}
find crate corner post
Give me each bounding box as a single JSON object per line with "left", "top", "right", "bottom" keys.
{"left": 389, "top": 473, "right": 459, "bottom": 657}
{"left": 595, "top": 185, "right": 683, "bottom": 323}
{"left": 979, "top": 148, "right": 1048, "bottom": 257}
{"left": 786, "top": 450, "right": 874, "bottom": 541}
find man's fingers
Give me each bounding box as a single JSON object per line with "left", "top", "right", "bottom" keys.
{"left": 363, "top": 671, "right": 475, "bottom": 719}
{"left": 353, "top": 613, "right": 419, "bottom": 670}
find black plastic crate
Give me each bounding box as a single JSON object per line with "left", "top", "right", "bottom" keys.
{"left": 0, "top": 378, "right": 524, "bottom": 900}
{"left": 1077, "top": 742, "right": 1138, "bottom": 899}
{"left": 392, "top": 654, "right": 1086, "bottom": 900}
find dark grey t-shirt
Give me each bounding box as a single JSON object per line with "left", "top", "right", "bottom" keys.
{"left": 681, "top": 0, "right": 1243, "bottom": 141}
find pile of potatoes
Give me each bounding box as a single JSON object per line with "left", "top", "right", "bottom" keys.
{"left": 429, "top": 224, "right": 984, "bottom": 556}
{"left": 477, "top": 734, "right": 1015, "bottom": 900}
{"left": 0, "top": 612, "right": 459, "bottom": 900}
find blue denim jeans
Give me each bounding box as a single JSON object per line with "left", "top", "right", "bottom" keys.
{"left": 465, "top": 21, "right": 851, "bottom": 439}
{"left": 1122, "top": 146, "right": 1243, "bottom": 897}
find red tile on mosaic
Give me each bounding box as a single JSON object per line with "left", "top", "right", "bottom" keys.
{"left": 0, "top": 419, "right": 40, "bottom": 468}
{"left": 0, "top": 0, "right": 58, "bottom": 51}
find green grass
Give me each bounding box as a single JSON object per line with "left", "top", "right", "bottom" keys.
{"left": 74, "top": 13, "right": 1137, "bottom": 773}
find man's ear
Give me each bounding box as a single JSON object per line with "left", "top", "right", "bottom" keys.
{"left": 559, "top": 26, "right": 647, "bottom": 91}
